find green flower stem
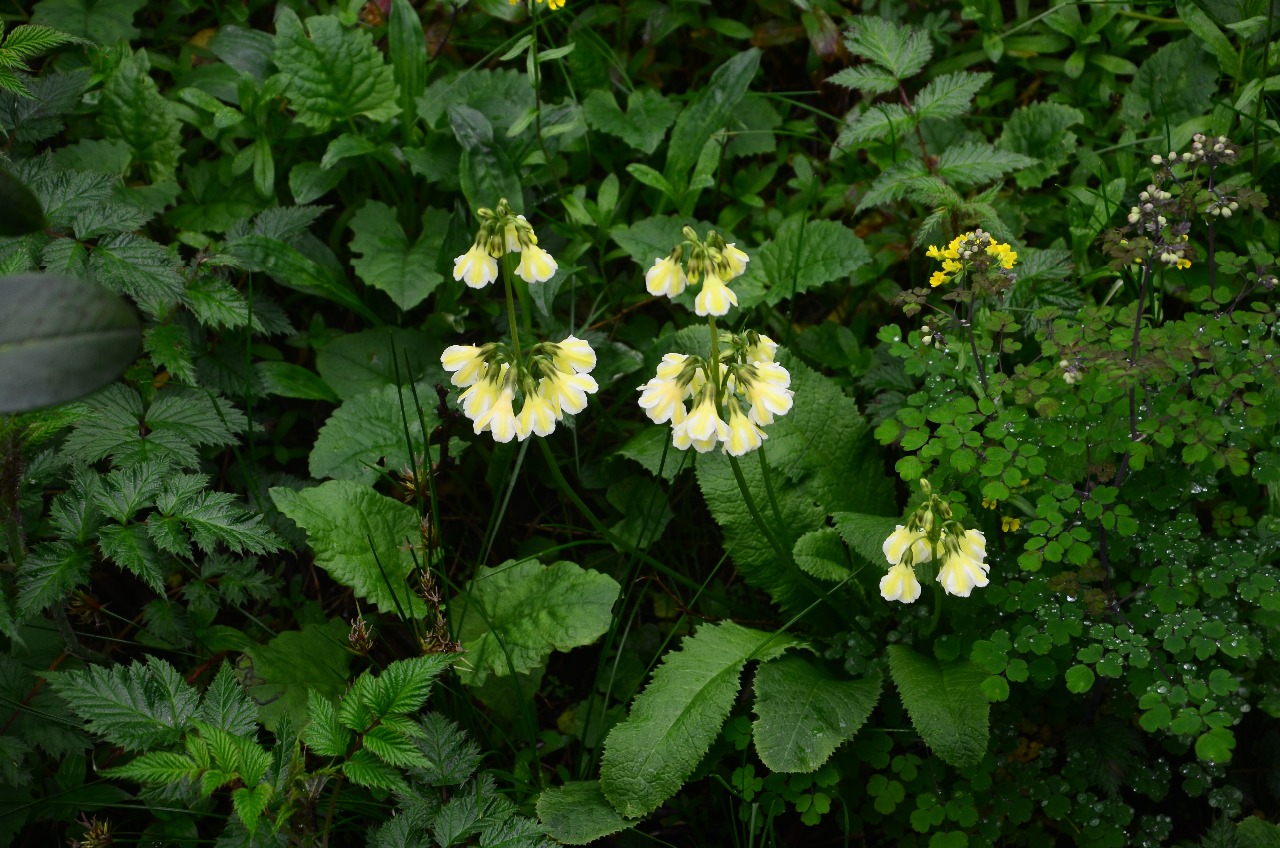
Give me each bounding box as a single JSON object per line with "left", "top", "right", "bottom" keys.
{"left": 501, "top": 257, "right": 524, "bottom": 362}
{"left": 726, "top": 453, "right": 792, "bottom": 567}
{"left": 924, "top": 582, "right": 944, "bottom": 636}
{"left": 756, "top": 445, "right": 789, "bottom": 548}
{"left": 536, "top": 438, "right": 704, "bottom": 594}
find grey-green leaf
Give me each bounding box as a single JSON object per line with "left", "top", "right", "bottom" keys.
{"left": 886, "top": 644, "right": 990, "bottom": 767}
{"left": 792, "top": 527, "right": 853, "bottom": 582}
{"left": 753, "top": 657, "right": 881, "bottom": 773}
{"left": 0, "top": 274, "right": 140, "bottom": 414}
{"left": 349, "top": 201, "right": 446, "bottom": 311}
{"left": 600, "top": 621, "right": 802, "bottom": 818}
{"left": 0, "top": 167, "right": 48, "bottom": 236}
{"left": 537, "top": 782, "right": 633, "bottom": 844}
{"left": 452, "top": 559, "right": 621, "bottom": 686}
{"left": 270, "top": 481, "right": 427, "bottom": 617}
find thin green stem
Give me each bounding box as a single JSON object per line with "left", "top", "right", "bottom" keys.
{"left": 726, "top": 453, "right": 790, "bottom": 566}
{"left": 756, "top": 446, "right": 788, "bottom": 547}
{"left": 502, "top": 258, "right": 524, "bottom": 361}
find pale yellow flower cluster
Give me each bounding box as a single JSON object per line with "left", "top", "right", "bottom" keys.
{"left": 645, "top": 227, "right": 750, "bottom": 317}
{"left": 636, "top": 334, "right": 792, "bottom": 456}
{"left": 880, "top": 521, "right": 989, "bottom": 603}
{"left": 925, "top": 229, "right": 1017, "bottom": 287}
{"left": 442, "top": 337, "right": 597, "bottom": 443}
{"left": 453, "top": 199, "right": 558, "bottom": 289}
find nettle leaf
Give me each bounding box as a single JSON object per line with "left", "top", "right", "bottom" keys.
{"left": 413, "top": 712, "right": 481, "bottom": 786}
{"left": 934, "top": 142, "right": 1037, "bottom": 187}
{"left": 344, "top": 748, "right": 408, "bottom": 792}
{"left": 752, "top": 658, "right": 881, "bottom": 773}
{"left": 998, "top": 102, "right": 1084, "bottom": 189}
{"left": 757, "top": 215, "right": 870, "bottom": 305}
{"left": 104, "top": 749, "right": 202, "bottom": 786}
{"left": 887, "top": 644, "right": 990, "bottom": 767}
{"left": 270, "top": 480, "right": 426, "bottom": 617}
{"left": 857, "top": 158, "right": 931, "bottom": 211}
{"left": 173, "top": 490, "right": 283, "bottom": 556}
{"left": 452, "top": 559, "right": 621, "bottom": 686}
{"left": 843, "top": 17, "right": 932, "bottom": 79}
{"left": 272, "top": 9, "right": 399, "bottom": 130}
{"left": 98, "top": 522, "right": 166, "bottom": 590}
{"left": 99, "top": 49, "right": 182, "bottom": 179}
{"left": 183, "top": 275, "right": 251, "bottom": 330}
{"left": 88, "top": 233, "right": 185, "bottom": 318}
{"left": 365, "top": 654, "right": 454, "bottom": 717}
{"left": 349, "top": 201, "right": 447, "bottom": 311}
{"left": 582, "top": 88, "right": 678, "bottom": 155}
{"left": 199, "top": 663, "right": 257, "bottom": 737}
{"left": 911, "top": 72, "right": 991, "bottom": 123}
{"left": 826, "top": 64, "right": 898, "bottom": 96}
{"left": 62, "top": 385, "right": 245, "bottom": 468}
{"left": 302, "top": 690, "right": 350, "bottom": 757}
{"left": 601, "top": 622, "right": 802, "bottom": 818}
{"left": 144, "top": 323, "right": 196, "bottom": 385}
{"left": 836, "top": 102, "right": 912, "bottom": 148}
{"left": 537, "top": 781, "right": 632, "bottom": 845}
{"left": 47, "top": 656, "right": 200, "bottom": 751}
{"left": 17, "top": 541, "right": 91, "bottom": 618}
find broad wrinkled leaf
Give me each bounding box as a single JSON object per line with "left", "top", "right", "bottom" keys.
{"left": 752, "top": 657, "right": 880, "bottom": 773}
{"left": 887, "top": 644, "right": 990, "bottom": 767}
{"left": 537, "top": 782, "right": 632, "bottom": 844}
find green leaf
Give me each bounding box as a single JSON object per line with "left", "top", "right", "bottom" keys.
{"left": 1122, "top": 38, "right": 1217, "bottom": 128}
{"left": 271, "top": 481, "right": 426, "bottom": 617}
{"left": 600, "top": 621, "right": 801, "bottom": 818}
{"left": 757, "top": 215, "right": 870, "bottom": 305}
{"left": 100, "top": 49, "right": 182, "bottom": 180}
{"left": 365, "top": 654, "right": 454, "bottom": 717}
{"left": 537, "top": 782, "right": 633, "bottom": 845}
{"left": 911, "top": 72, "right": 990, "bottom": 123}
{"left": 934, "top": 142, "right": 1037, "bottom": 187}
{"left": 997, "top": 102, "right": 1084, "bottom": 189}
{"left": 582, "top": 88, "right": 678, "bottom": 155}
{"left": 103, "top": 750, "right": 202, "bottom": 786}
{"left": 753, "top": 658, "right": 881, "bottom": 773}
{"left": 174, "top": 490, "right": 282, "bottom": 555}
{"left": 349, "top": 201, "right": 446, "bottom": 311}
{"left": 143, "top": 323, "right": 196, "bottom": 385}
{"left": 224, "top": 234, "right": 377, "bottom": 323}
{"left": 98, "top": 523, "right": 166, "bottom": 591}
{"left": 1175, "top": 0, "right": 1237, "bottom": 76}
{"left": 414, "top": 712, "right": 481, "bottom": 786}
{"left": 309, "top": 382, "right": 440, "bottom": 484}
{"left": 1195, "top": 727, "right": 1235, "bottom": 764}
{"left": 453, "top": 558, "right": 621, "bottom": 686}
{"left": 1064, "top": 664, "right": 1095, "bottom": 693}
{"left": 315, "top": 327, "right": 436, "bottom": 400}
{"left": 843, "top": 17, "right": 931, "bottom": 79}
{"left": 0, "top": 274, "right": 139, "bottom": 414}
{"left": 1238, "top": 818, "right": 1280, "bottom": 848}
{"left": 256, "top": 361, "right": 339, "bottom": 402}
{"left": 302, "top": 690, "right": 350, "bottom": 757}
{"left": 199, "top": 663, "right": 257, "bottom": 737}
{"left": 826, "top": 65, "right": 898, "bottom": 96}
{"left": 47, "top": 657, "right": 200, "bottom": 751}
{"left": 792, "top": 527, "right": 853, "bottom": 582}
{"left": 271, "top": 9, "right": 400, "bottom": 130}
{"left": 241, "top": 619, "right": 352, "bottom": 731}
{"left": 17, "top": 541, "right": 92, "bottom": 618}
{"left": 449, "top": 104, "right": 522, "bottom": 214}
{"left": 886, "top": 645, "right": 990, "bottom": 767}
{"left": 665, "top": 49, "right": 760, "bottom": 180}
{"left": 388, "top": 0, "right": 427, "bottom": 127}
{"left": 88, "top": 233, "right": 185, "bottom": 317}
{"left": 30, "top": 0, "right": 143, "bottom": 44}
{"left": 836, "top": 103, "right": 912, "bottom": 147}
{"left": 320, "top": 132, "right": 378, "bottom": 170}
{"left": 343, "top": 748, "right": 408, "bottom": 792}
{"left": 183, "top": 275, "right": 251, "bottom": 330}
{"left": 0, "top": 167, "right": 48, "bottom": 235}
{"left": 230, "top": 783, "right": 273, "bottom": 835}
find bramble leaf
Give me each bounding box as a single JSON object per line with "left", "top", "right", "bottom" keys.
{"left": 47, "top": 657, "right": 200, "bottom": 751}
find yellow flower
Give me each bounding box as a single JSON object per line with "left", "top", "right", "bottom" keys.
{"left": 453, "top": 243, "right": 499, "bottom": 289}
{"left": 637, "top": 359, "right": 691, "bottom": 425}
{"left": 516, "top": 391, "right": 558, "bottom": 440}
{"left": 937, "top": 530, "right": 990, "bottom": 598}
{"left": 548, "top": 336, "right": 596, "bottom": 374}
{"left": 539, "top": 368, "right": 598, "bottom": 417}
{"left": 645, "top": 255, "right": 689, "bottom": 298}
{"left": 982, "top": 497, "right": 999, "bottom": 510}
{"left": 676, "top": 389, "right": 730, "bottom": 453}
{"left": 739, "top": 363, "right": 793, "bottom": 426}
{"left": 473, "top": 384, "right": 518, "bottom": 443}
{"left": 694, "top": 273, "right": 738, "bottom": 317}
{"left": 516, "top": 243, "right": 558, "bottom": 283}
{"left": 1002, "top": 516, "right": 1021, "bottom": 532}
{"left": 440, "top": 344, "right": 489, "bottom": 387}
{"left": 929, "top": 271, "right": 951, "bottom": 288}
{"left": 926, "top": 245, "right": 944, "bottom": 260}
{"left": 880, "top": 562, "right": 922, "bottom": 604}
{"left": 724, "top": 403, "right": 766, "bottom": 456}
{"left": 458, "top": 364, "right": 508, "bottom": 421}
{"left": 882, "top": 524, "right": 932, "bottom": 566}
{"left": 721, "top": 243, "right": 750, "bottom": 278}
{"left": 1175, "top": 258, "right": 1191, "bottom": 270}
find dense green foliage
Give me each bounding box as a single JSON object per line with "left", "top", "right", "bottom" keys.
{"left": 0, "top": 0, "right": 1278, "bottom": 846}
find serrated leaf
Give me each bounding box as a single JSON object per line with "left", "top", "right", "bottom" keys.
{"left": 582, "top": 88, "right": 678, "bottom": 155}
{"left": 343, "top": 747, "right": 408, "bottom": 792}
{"left": 98, "top": 522, "right": 166, "bottom": 590}
{"left": 887, "top": 645, "right": 990, "bottom": 767}
{"left": 184, "top": 275, "right": 251, "bottom": 329}
{"left": 836, "top": 102, "right": 912, "bottom": 147}
{"left": 47, "top": 657, "right": 200, "bottom": 751}
{"left": 63, "top": 385, "right": 243, "bottom": 468}
{"left": 17, "top": 541, "right": 91, "bottom": 618}
{"left": 100, "top": 50, "right": 182, "bottom": 180}
{"left": 935, "top": 142, "right": 1037, "bottom": 186}
{"left": 453, "top": 559, "right": 620, "bottom": 686}
{"left": 826, "top": 65, "right": 898, "bottom": 96}
{"left": 270, "top": 480, "right": 426, "bottom": 617}
{"left": 998, "top": 102, "right": 1084, "bottom": 189}
{"left": 309, "top": 382, "right": 440, "bottom": 483}
{"left": 831, "top": 512, "right": 900, "bottom": 567}
{"left": 758, "top": 215, "right": 870, "bottom": 305}
{"left": 88, "top": 233, "right": 185, "bottom": 317}
{"left": 857, "top": 158, "right": 932, "bottom": 211}
{"left": 103, "top": 750, "right": 202, "bottom": 786}
{"left": 600, "top": 621, "right": 802, "bottom": 818}
{"left": 792, "top": 527, "right": 853, "bottom": 582}
{"left": 200, "top": 663, "right": 257, "bottom": 737}
{"left": 174, "top": 490, "right": 281, "bottom": 555}
{"left": 231, "top": 783, "right": 273, "bottom": 835}
{"left": 348, "top": 201, "right": 446, "bottom": 311}
{"left": 365, "top": 654, "right": 454, "bottom": 717}
{"left": 844, "top": 17, "right": 931, "bottom": 78}
{"left": 537, "top": 781, "right": 632, "bottom": 845}
{"left": 1121, "top": 37, "right": 1216, "bottom": 127}
{"left": 271, "top": 9, "right": 400, "bottom": 130}
{"left": 665, "top": 49, "right": 760, "bottom": 180}
{"left": 753, "top": 658, "right": 881, "bottom": 772}
{"left": 412, "top": 712, "right": 481, "bottom": 786}
{"left": 1, "top": 25, "right": 77, "bottom": 64}
{"left": 364, "top": 724, "right": 430, "bottom": 768}
{"left": 144, "top": 323, "right": 196, "bottom": 385}
{"left": 314, "top": 326, "right": 436, "bottom": 400}
{"left": 303, "top": 690, "right": 350, "bottom": 756}
{"left": 0, "top": 273, "right": 139, "bottom": 414}
{"left": 912, "top": 72, "right": 990, "bottom": 123}
{"left": 224, "top": 233, "right": 377, "bottom": 323}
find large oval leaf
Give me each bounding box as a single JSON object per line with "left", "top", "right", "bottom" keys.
{"left": 887, "top": 644, "right": 990, "bottom": 767}
{"left": 752, "top": 656, "right": 881, "bottom": 773}
{"left": 0, "top": 274, "right": 140, "bottom": 413}
{"left": 537, "top": 781, "right": 632, "bottom": 845}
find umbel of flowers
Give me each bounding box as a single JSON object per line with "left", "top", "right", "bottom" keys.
{"left": 442, "top": 200, "right": 597, "bottom": 442}
{"left": 645, "top": 226, "right": 751, "bottom": 317}
{"left": 925, "top": 229, "right": 1017, "bottom": 288}
{"left": 881, "top": 479, "right": 990, "bottom": 603}
{"left": 636, "top": 228, "right": 794, "bottom": 456}
{"left": 637, "top": 331, "right": 792, "bottom": 455}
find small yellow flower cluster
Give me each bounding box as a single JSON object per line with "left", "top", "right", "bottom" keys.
{"left": 442, "top": 337, "right": 598, "bottom": 443}
{"left": 880, "top": 483, "right": 991, "bottom": 604}
{"left": 636, "top": 333, "right": 792, "bottom": 456}
{"left": 1001, "top": 516, "right": 1021, "bottom": 532}
{"left": 453, "top": 198, "right": 558, "bottom": 289}
{"left": 1157, "top": 234, "right": 1193, "bottom": 270}
{"left": 508, "top": 0, "right": 565, "bottom": 8}
{"left": 645, "top": 226, "right": 750, "bottom": 317}
{"left": 925, "top": 229, "right": 1017, "bottom": 287}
